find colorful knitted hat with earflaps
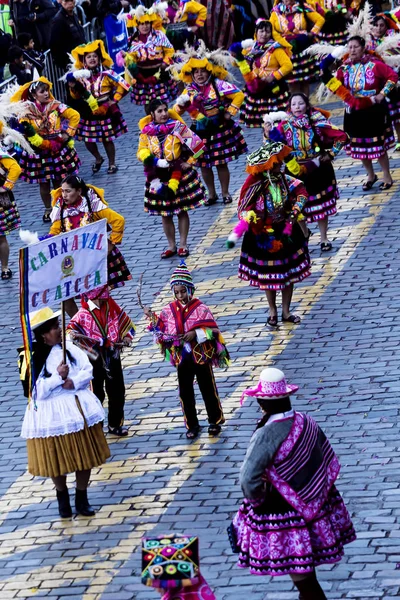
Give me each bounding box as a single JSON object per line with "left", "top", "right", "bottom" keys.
{"left": 170, "top": 260, "right": 195, "bottom": 292}
{"left": 246, "top": 140, "right": 292, "bottom": 175}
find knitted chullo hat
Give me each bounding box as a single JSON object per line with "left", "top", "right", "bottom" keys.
{"left": 170, "top": 260, "right": 195, "bottom": 292}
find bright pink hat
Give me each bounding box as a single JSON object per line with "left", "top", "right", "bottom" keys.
{"left": 241, "top": 367, "right": 299, "bottom": 405}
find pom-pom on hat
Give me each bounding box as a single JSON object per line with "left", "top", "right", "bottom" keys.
{"left": 241, "top": 367, "right": 298, "bottom": 405}
{"left": 71, "top": 39, "right": 113, "bottom": 69}
{"left": 170, "top": 260, "right": 195, "bottom": 291}
{"left": 246, "top": 140, "right": 292, "bottom": 175}
{"left": 124, "top": 2, "right": 167, "bottom": 29}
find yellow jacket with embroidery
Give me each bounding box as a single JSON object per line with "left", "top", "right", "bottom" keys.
{"left": 175, "top": 1, "right": 207, "bottom": 27}
{"left": 22, "top": 101, "right": 80, "bottom": 138}
{"left": 0, "top": 156, "right": 22, "bottom": 191}
{"left": 70, "top": 71, "right": 130, "bottom": 104}
{"left": 246, "top": 46, "right": 293, "bottom": 81}
{"left": 49, "top": 186, "right": 125, "bottom": 244}
{"left": 270, "top": 7, "right": 325, "bottom": 36}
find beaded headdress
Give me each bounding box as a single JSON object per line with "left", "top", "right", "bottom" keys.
{"left": 141, "top": 534, "right": 200, "bottom": 590}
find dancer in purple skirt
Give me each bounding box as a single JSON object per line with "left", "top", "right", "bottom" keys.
{"left": 231, "top": 367, "right": 356, "bottom": 600}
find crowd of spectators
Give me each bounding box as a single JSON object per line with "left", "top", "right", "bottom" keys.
{"left": 0, "top": 0, "right": 142, "bottom": 83}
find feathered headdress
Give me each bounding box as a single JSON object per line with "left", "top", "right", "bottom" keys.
{"left": 120, "top": 2, "right": 167, "bottom": 29}
{"left": 171, "top": 41, "right": 234, "bottom": 82}
{"left": 71, "top": 39, "right": 113, "bottom": 69}
{"left": 0, "top": 86, "right": 35, "bottom": 153}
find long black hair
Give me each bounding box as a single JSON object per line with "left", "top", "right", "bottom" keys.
{"left": 147, "top": 97, "right": 169, "bottom": 117}
{"left": 348, "top": 35, "right": 366, "bottom": 48}
{"left": 60, "top": 175, "right": 93, "bottom": 232}
{"left": 255, "top": 396, "right": 292, "bottom": 430}
{"left": 33, "top": 317, "right": 76, "bottom": 382}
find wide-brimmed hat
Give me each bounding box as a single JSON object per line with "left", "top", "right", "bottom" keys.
{"left": 241, "top": 367, "right": 298, "bottom": 405}
{"left": 10, "top": 77, "right": 54, "bottom": 103}
{"left": 246, "top": 140, "right": 291, "bottom": 175}
{"left": 71, "top": 39, "right": 113, "bottom": 69}
{"left": 30, "top": 307, "right": 61, "bottom": 330}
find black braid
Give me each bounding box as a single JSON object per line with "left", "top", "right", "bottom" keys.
{"left": 289, "top": 93, "right": 325, "bottom": 156}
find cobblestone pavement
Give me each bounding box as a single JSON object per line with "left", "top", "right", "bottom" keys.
{"left": 0, "top": 94, "right": 399, "bottom": 600}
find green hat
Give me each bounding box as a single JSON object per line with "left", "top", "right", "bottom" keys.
{"left": 246, "top": 140, "right": 291, "bottom": 175}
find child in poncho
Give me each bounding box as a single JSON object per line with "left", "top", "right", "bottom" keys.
{"left": 144, "top": 261, "right": 229, "bottom": 440}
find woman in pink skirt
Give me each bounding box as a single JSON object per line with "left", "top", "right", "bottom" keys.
{"left": 231, "top": 367, "right": 356, "bottom": 599}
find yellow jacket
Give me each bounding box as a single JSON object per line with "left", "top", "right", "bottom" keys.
{"left": 49, "top": 186, "right": 125, "bottom": 244}
{"left": 175, "top": 1, "right": 207, "bottom": 27}
{"left": 137, "top": 111, "right": 198, "bottom": 166}
{"left": 174, "top": 79, "right": 245, "bottom": 119}
{"left": 247, "top": 46, "right": 293, "bottom": 80}
{"left": 23, "top": 100, "right": 80, "bottom": 138}
{"left": 270, "top": 7, "right": 325, "bottom": 36}
{"left": 0, "top": 156, "right": 22, "bottom": 191}
{"left": 70, "top": 71, "right": 130, "bottom": 104}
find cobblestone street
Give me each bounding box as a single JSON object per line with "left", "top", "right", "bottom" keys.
{"left": 0, "top": 94, "right": 400, "bottom": 599}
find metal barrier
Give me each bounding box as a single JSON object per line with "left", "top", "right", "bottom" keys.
{"left": 0, "top": 75, "right": 16, "bottom": 94}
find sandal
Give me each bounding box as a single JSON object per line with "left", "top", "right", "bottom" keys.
{"left": 186, "top": 426, "right": 200, "bottom": 440}
{"left": 92, "top": 157, "right": 104, "bottom": 173}
{"left": 223, "top": 195, "right": 233, "bottom": 205}
{"left": 267, "top": 315, "right": 278, "bottom": 327}
{"left": 161, "top": 247, "right": 177, "bottom": 259}
{"left": 42, "top": 211, "right": 51, "bottom": 223}
{"left": 178, "top": 247, "right": 189, "bottom": 257}
{"left": 204, "top": 196, "right": 218, "bottom": 206}
{"left": 208, "top": 424, "right": 221, "bottom": 436}
{"left": 282, "top": 314, "right": 301, "bottom": 324}
{"left": 379, "top": 181, "right": 393, "bottom": 190}
{"left": 108, "top": 425, "right": 129, "bottom": 437}
{"left": 320, "top": 242, "right": 332, "bottom": 252}
{"left": 107, "top": 165, "right": 118, "bottom": 174}
{"left": 1, "top": 269, "right": 12, "bottom": 280}
{"left": 362, "top": 175, "right": 378, "bottom": 191}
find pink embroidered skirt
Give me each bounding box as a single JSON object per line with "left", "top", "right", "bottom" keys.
{"left": 233, "top": 485, "right": 356, "bottom": 577}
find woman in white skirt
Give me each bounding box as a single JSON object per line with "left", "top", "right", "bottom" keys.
{"left": 20, "top": 307, "right": 110, "bottom": 518}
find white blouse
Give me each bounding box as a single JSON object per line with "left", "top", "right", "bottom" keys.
{"left": 21, "top": 342, "right": 105, "bottom": 439}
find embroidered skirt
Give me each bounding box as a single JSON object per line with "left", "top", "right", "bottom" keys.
{"left": 108, "top": 245, "right": 132, "bottom": 289}
{"left": 343, "top": 103, "right": 395, "bottom": 160}
{"left": 387, "top": 87, "right": 400, "bottom": 126}
{"left": 19, "top": 145, "right": 81, "bottom": 184}
{"left": 131, "top": 77, "right": 180, "bottom": 106}
{"left": 0, "top": 191, "right": 20, "bottom": 235}
{"left": 286, "top": 49, "right": 318, "bottom": 84}
{"left": 318, "top": 12, "right": 348, "bottom": 46}
{"left": 300, "top": 161, "right": 338, "bottom": 222}
{"left": 144, "top": 167, "right": 206, "bottom": 217}
{"left": 76, "top": 108, "right": 128, "bottom": 143}
{"left": 238, "top": 221, "right": 311, "bottom": 291}
{"left": 26, "top": 398, "right": 110, "bottom": 478}
{"left": 196, "top": 122, "right": 248, "bottom": 168}
{"left": 240, "top": 81, "right": 290, "bottom": 128}
{"left": 233, "top": 484, "right": 356, "bottom": 577}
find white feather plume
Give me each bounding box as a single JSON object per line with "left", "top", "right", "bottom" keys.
{"left": 20, "top": 229, "right": 40, "bottom": 246}
{"left": 263, "top": 111, "right": 288, "bottom": 125}
{"left": 241, "top": 39, "right": 255, "bottom": 49}
{"left": 173, "top": 40, "right": 235, "bottom": 81}
{"left": 315, "top": 82, "right": 333, "bottom": 104}
{"left": 346, "top": 2, "right": 373, "bottom": 42}
{"left": 1, "top": 124, "right": 34, "bottom": 154}
{"left": 304, "top": 43, "right": 334, "bottom": 58}
{"left": 375, "top": 33, "right": 400, "bottom": 55}
{"left": 176, "top": 93, "right": 190, "bottom": 106}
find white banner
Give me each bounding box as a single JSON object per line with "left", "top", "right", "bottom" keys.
{"left": 21, "top": 220, "right": 108, "bottom": 312}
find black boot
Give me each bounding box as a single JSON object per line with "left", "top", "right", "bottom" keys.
{"left": 75, "top": 488, "right": 95, "bottom": 516}
{"left": 293, "top": 573, "right": 327, "bottom": 600}
{"left": 56, "top": 488, "right": 72, "bottom": 518}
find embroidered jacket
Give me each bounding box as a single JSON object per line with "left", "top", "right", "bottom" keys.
{"left": 238, "top": 173, "right": 307, "bottom": 221}
{"left": 148, "top": 298, "right": 230, "bottom": 368}
{"left": 0, "top": 154, "right": 21, "bottom": 191}
{"left": 243, "top": 40, "right": 293, "bottom": 83}
{"left": 49, "top": 185, "right": 125, "bottom": 244}
{"left": 270, "top": 2, "right": 325, "bottom": 37}
{"left": 174, "top": 77, "right": 245, "bottom": 120}
{"left": 336, "top": 55, "right": 398, "bottom": 98}
{"left": 21, "top": 99, "right": 80, "bottom": 139}
{"left": 240, "top": 412, "right": 341, "bottom": 521}
{"left": 137, "top": 114, "right": 205, "bottom": 168}
{"left": 70, "top": 68, "right": 130, "bottom": 105}
{"left": 67, "top": 298, "right": 135, "bottom": 350}
{"left": 127, "top": 30, "right": 175, "bottom": 67}
{"left": 273, "top": 110, "right": 348, "bottom": 161}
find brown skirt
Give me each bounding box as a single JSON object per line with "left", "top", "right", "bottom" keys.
{"left": 26, "top": 399, "right": 110, "bottom": 478}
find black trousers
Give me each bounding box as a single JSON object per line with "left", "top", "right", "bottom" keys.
{"left": 91, "top": 354, "right": 125, "bottom": 429}
{"left": 177, "top": 359, "right": 224, "bottom": 430}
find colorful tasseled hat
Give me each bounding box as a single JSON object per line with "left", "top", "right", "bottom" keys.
{"left": 170, "top": 260, "right": 195, "bottom": 292}
{"left": 246, "top": 140, "right": 292, "bottom": 175}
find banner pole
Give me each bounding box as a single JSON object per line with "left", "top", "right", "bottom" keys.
{"left": 61, "top": 301, "right": 67, "bottom": 364}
